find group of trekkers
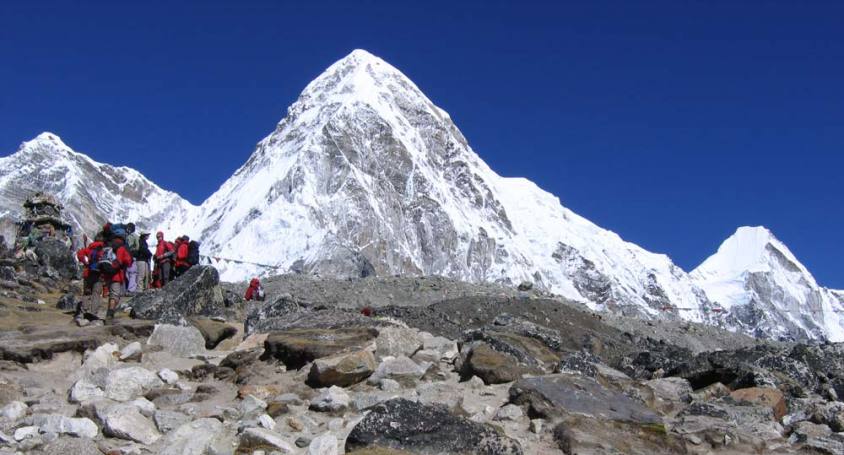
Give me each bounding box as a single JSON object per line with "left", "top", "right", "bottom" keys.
{"left": 74, "top": 222, "right": 200, "bottom": 324}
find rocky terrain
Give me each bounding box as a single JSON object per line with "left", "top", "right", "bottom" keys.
{"left": 0, "top": 239, "right": 843, "bottom": 455}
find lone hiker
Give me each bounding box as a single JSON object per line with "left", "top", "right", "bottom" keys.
{"left": 154, "top": 231, "right": 174, "bottom": 287}
{"left": 244, "top": 277, "right": 265, "bottom": 301}
{"left": 135, "top": 232, "right": 152, "bottom": 291}
{"left": 101, "top": 236, "right": 133, "bottom": 322}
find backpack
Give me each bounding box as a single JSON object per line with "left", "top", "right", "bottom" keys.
{"left": 88, "top": 248, "right": 102, "bottom": 272}
{"left": 110, "top": 223, "right": 128, "bottom": 241}
{"left": 187, "top": 240, "right": 200, "bottom": 266}
{"left": 97, "top": 247, "right": 119, "bottom": 275}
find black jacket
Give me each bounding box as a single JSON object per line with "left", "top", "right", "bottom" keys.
{"left": 135, "top": 237, "right": 153, "bottom": 262}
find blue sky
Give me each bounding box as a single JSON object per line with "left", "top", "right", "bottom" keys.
{"left": 1, "top": 0, "right": 842, "bottom": 286}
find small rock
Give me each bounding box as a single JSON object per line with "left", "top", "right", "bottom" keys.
{"left": 379, "top": 378, "right": 401, "bottom": 392}
{"left": 69, "top": 378, "right": 105, "bottom": 404}
{"left": 287, "top": 417, "right": 304, "bottom": 431}
{"left": 153, "top": 410, "right": 190, "bottom": 433}
{"left": 158, "top": 368, "right": 179, "bottom": 385}
{"left": 103, "top": 405, "right": 161, "bottom": 445}
{"left": 529, "top": 419, "right": 544, "bottom": 434}
{"left": 495, "top": 404, "right": 524, "bottom": 421}
{"left": 308, "top": 349, "right": 377, "bottom": 387}
{"left": 517, "top": 281, "right": 533, "bottom": 291}
{"left": 240, "top": 394, "right": 268, "bottom": 416}
{"left": 119, "top": 342, "right": 143, "bottom": 361}
{"left": 368, "top": 356, "right": 430, "bottom": 386}
{"left": 259, "top": 413, "right": 276, "bottom": 430}
{"left": 129, "top": 398, "right": 156, "bottom": 417}
{"left": 295, "top": 436, "right": 311, "bottom": 448}
{"left": 0, "top": 400, "right": 27, "bottom": 421}
{"left": 308, "top": 432, "right": 338, "bottom": 455}
{"left": 82, "top": 342, "right": 120, "bottom": 373}
{"left": 14, "top": 425, "right": 39, "bottom": 441}
{"left": 238, "top": 427, "right": 296, "bottom": 453}
{"left": 105, "top": 367, "right": 163, "bottom": 401}
{"left": 310, "top": 386, "right": 350, "bottom": 412}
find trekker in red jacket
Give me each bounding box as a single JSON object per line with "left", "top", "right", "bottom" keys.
{"left": 102, "top": 237, "right": 133, "bottom": 322}
{"left": 174, "top": 236, "right": 191, "bottom": 277}
{"left": 76, "top": 239, "right": 105, "bottom": 324}
{"left": 154, "top": 231, "right": 175, "bottom": 287}
{"left": 244, "top": 278, "right": 265, "bottom": 301}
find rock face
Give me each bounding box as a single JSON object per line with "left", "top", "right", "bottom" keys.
{"left": 244, "top": 296, "right": 388, "bottom": 335}
{"left": 345, "top": 398, "right": 523, "bottom": 454}
{"left": 129, "top": 266, "right": 226, "bottom": 324}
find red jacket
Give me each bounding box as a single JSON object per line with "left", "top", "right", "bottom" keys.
{"left": 104, "top": 243, "right": 133, "bottom": 284}
{"left": 76, "top": 241, "right": 104, "bottom": 278}
{"left": 174, "top": 241, "right": 189, "bottom": 267}
{"left": 245, "top": 279, "right": 262, "bottom": 300}
{"left": 155, "top": 240, "right": 175, "bottom": 262}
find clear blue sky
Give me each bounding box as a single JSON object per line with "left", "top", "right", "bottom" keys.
{"left": 1, "top": 1, "right": 842, "bottom": 286}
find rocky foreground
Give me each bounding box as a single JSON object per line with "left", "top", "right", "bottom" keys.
{"left": 0, "top": 262, "right": 844, "bottom": 454}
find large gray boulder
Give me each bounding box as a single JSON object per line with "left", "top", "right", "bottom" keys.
{"left": 129, "top": 265, "right": 225, "bottom": 324}
{"left": 345, "top": 398, "right": 522, "bottom": 454}
{"left": 147, "top": 324, "right": 207, "bottom": 358}
{"left": 509, "top": 373, "right": 662, "bottom": 425}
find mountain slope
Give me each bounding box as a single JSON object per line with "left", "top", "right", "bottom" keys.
{"left": 0, "top": 133, "right": 197, "bottom": 242}
{"left": 692, "top": 226, "right": 844, "bottom": 341}
{"left": 183, "top": 49, "right": 714, "bottom": 322}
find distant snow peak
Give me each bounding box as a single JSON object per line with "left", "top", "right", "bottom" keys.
{"left": 693, "top": 226, "right": 844, "bottom": 342}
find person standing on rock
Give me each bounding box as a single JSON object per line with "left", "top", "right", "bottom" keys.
{"left": 135, "top": 232, "right": 152, "bottom": 291}
{"left": 154, "top": 231, "right": 175, "bottom": 287}
{"left": 124, "top": 223, "right": 140, "bottom": 293}
{"left": 101, "top": 236, "right": 133, "bottom": 322}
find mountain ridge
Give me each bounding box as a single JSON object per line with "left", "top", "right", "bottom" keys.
{"left": 1, "top": 49, "right": 840, "bottom": 342}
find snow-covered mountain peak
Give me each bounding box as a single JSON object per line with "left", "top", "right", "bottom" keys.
{"left": 693, "top": 226, "right": 813, "bottom": 284}
{"left": 692, "top": 226, "right": 843, "bottom": 341}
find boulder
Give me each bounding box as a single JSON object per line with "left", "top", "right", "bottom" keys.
{"left": 158, "top": 368, "right": 179, "bottom": 384}
{"left": 308, "top": 349, "right": 377, "bottom": 387}
{"left": 310, "top": 386, "right": 350, "bottom": 412}
{"left": 730, "top": 387, "right": 787, "bottom": 421}
{"left": 374, "top": 327, "right": 422, "bottom": 359}
{"left": 104, "top": 366, "right": 163, "bottom": 401}
{"left": 68, "top": 378, "right": 105, "bottom": 403}
{"left": 238, "top": 427, "right": 296, "bottom": 453}
{"left": 189, "top": 317, "right": 239, "bottom": 349}
{"left": 462, "top": 343, "right": 528, "bottom": 384}
{"left": 119, "top": 341, "right": 143, "bottom": 361}
{"left": 159, "top": 418, "right": 224, "bottom": 455}
{"left": 102, "top": 404, "right": 161, "bottom": 444}
{"left": 34, "top": 238, "right": 77, "bottom": 280}
{"left": 31, "top": 414, "right": 98, "bottom": 438}
{"left": 147, "top": 324, "right": 207, "bottom": 358}
{"left": 153, "top": 410, "right": 190, "bottom": 433}
{"left": 345, "top": 398, "right": 523, "bottom": 454}
{"left": 244, "top": 295, "right": 388, "bottom": 335}
{"left": 464, "top": 327, "right": 560, "bottom": 373}
{"left": 263, "top": 328, "right": 378, "bottom": 369}
{"left": 509, "top": 373, "right": 662, "bottom": 425}
{"left": 129, "top": 265, "right": 226, "bottom": 324}
{"left": 417, "top": 331, "right": 458, "bottom": 363}
{"left": 367, "top": 356, "right": 429, "bottom": 386}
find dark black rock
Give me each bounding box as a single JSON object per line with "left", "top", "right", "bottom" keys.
{"left": 345, "top": 398, "right": 523, "bottom": 455}
{"left": 129, "top": 265, "right": 225, "bottom": 324}
{"left": 0, "top": 265, "right": 15, "bottom": 282}
{"left": 55, "top": 293, "right": 77, "bottom": 311}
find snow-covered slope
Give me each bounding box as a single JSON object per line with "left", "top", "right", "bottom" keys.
{"left": 0, "top": 133, "right": 197, "bottom": 242}
{"left": 177, "top": 49, "right": 714, "bottom": 321}
{"left": 692, "top": 226, "right": 844, "bottom": 341}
